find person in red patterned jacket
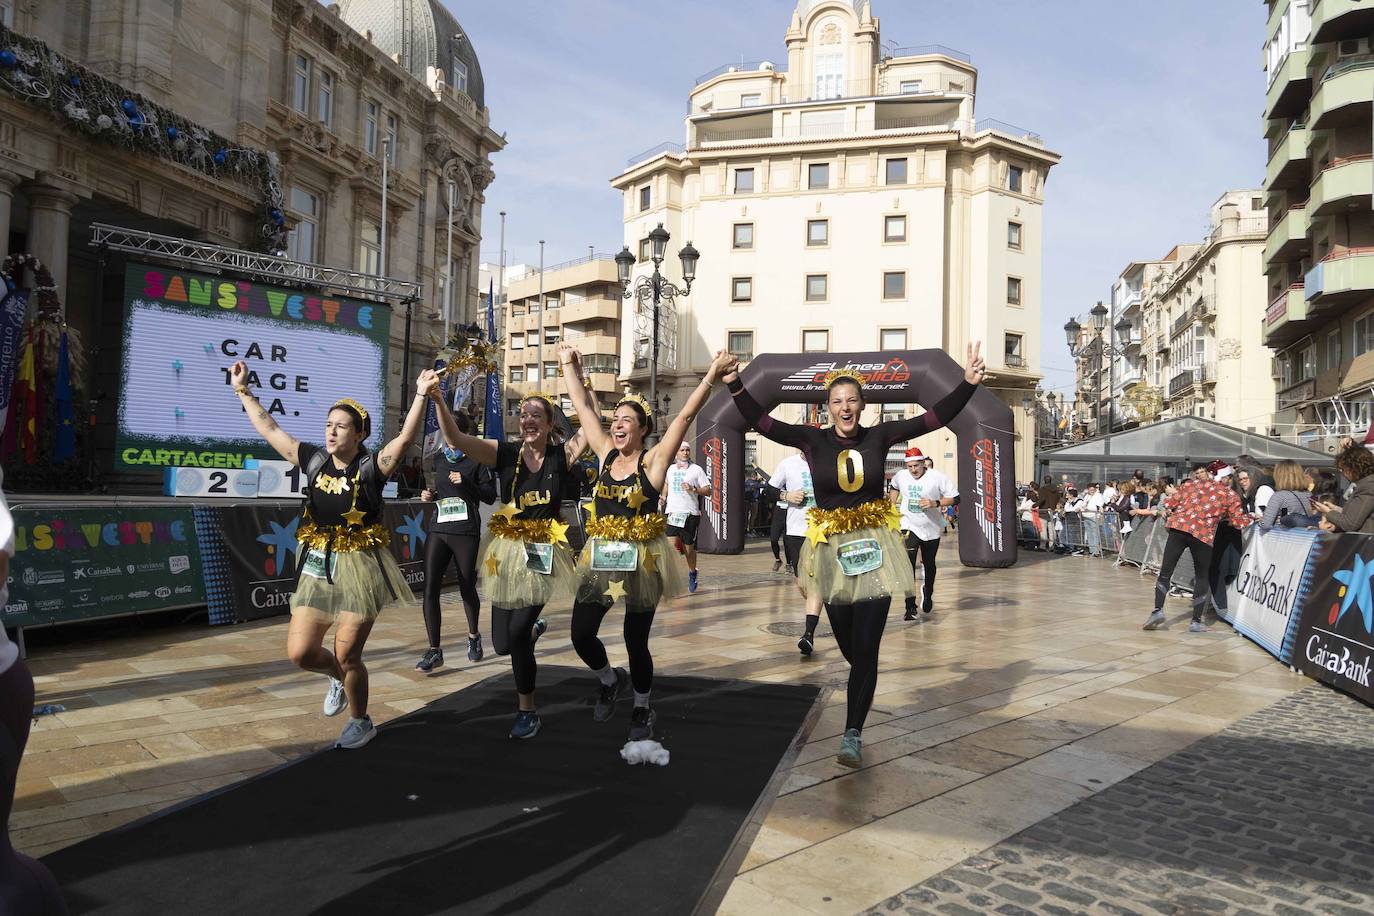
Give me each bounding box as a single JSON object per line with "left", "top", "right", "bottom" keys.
{"left": 1143, "top": 461, "right": 1253, "bottom": 634}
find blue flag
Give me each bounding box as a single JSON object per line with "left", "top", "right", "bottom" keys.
{"left": 484, "top": 280, "right": 502, "bottom": 440}
{"left": 53, "top": 327, "right": 75, "bottom": 462}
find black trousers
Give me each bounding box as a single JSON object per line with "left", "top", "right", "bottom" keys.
{"left": 770, "top": 508, "right": 787, "bottom": 560}
{"left": 903, "top": 531, "right": 940, "bottom": 609}
{"left": 491, "top": 605, "right": 542, "bottom": 695}
{"left": 824, "top": 597, "right": 890, "bottom": 733}
{"left": 783, "top": 534, "right": 804, "bottom": 574}
{"left": 1, "top": 660, "right": 68, "bottom": 915}
{"left": 421, "top": 532, "right": 481, "bottom": 646}
{"left": 1155, "top": 529, "right": 1213, "bottom": 622}
{"left": 571, "top": 601, "right": 657, "bottom": 695}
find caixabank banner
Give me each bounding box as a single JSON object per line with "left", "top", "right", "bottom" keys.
{"left": 1294, "top": 532, "right": 1374, "bottom": 705}
{"left": 1221, "top": 526, "right": 1319, "bottom": 663}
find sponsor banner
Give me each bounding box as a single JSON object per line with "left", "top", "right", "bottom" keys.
{"left": 1222, "top": 527, "right": 1318, "bottom": 663}
{"left": 196, "top": 501, "right": 448, "bottom": 624}
{"left": 3, "top": 507, "right": 204, "bottom": 628}
{"left": 1293, "top": 533, "right": 1374, "bottom": 705}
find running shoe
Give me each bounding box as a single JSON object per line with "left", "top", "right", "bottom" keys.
{"left": 1187, "top": 620, "right": 1212, "bottom": 634}
{"left": 837, "top": 728, "right": 862, "bottom": 768}
{"left": 467, "top": 633, "right": 484, "bottom": 662}
{"left": 628, "top": 705, "right": 657, "bottom": 742}
{"left": 532, "top": 618, "right": 548, "bottom": 642}
{"left": 785, "top": 565, "right": 796, "bottom": 577}
{"left": 415, "top": 647, "right": 444, "bottom": 673}
{"left": 509, "top": 710, "right": 541, "bottom": 739}
{"left": 772, "top": 559, "right": 782, "bottom": 573}
{"left": 689, "top": 570, "right": 699, "bottom": 593}
{"left": 904, "top": 611, "right": 922, "bottom": 623}
{"left": 335, "top": 716, "right": 375, "bottom": 749}
{"left": 323, "top": 677, "right": 348, "bottom": 717}
{"left": 1142, "top": 610, "right": 1167, "bottom": 631}
{"left": 797, "top": 634, "right": 814, "bottom": 656}
{"left": 922, "top": 598, "right": 934, "bottom": 614}
{"left": 594, "top": 667, "right": 629, "bottom": 722}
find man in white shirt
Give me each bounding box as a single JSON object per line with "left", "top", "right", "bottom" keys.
{"left": 888, "top": 447, "right": 959, "bottom": 620}
{"left": 769, "top": 451, "right": 825, "bottom": 657}
{"left": 664, "top": 443, "right": 712, "bottom": 593}
{"left": 1079, "top": 483, "right": 1106, "bottom": 557}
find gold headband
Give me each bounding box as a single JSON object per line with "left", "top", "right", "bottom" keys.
{"left": 616, "top": 392, "right": 652, "bottom": 415}
{"left": 520, "top": 391, "right": 558, "bottom": 411}
{"left": 822, "top": 369, "right": 866, "bottom": 389}
{"left": 331, "top": 398, "right": 370, "bottom": 423}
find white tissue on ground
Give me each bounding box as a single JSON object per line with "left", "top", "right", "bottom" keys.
{"left": 620, "top": 739, "right": 670, "bottom": 766}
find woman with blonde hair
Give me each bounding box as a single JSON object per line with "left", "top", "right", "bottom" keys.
{"left": 1260, "top": 460, "right": 1314, "bottom": 528}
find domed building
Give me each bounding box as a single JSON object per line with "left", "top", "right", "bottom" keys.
{"left": 337, "top": 0, "right": 485, "bottom": 111}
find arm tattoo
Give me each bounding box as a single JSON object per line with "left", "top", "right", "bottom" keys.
{"left": 379, "top": 454, "right": 395, "bottom": 472}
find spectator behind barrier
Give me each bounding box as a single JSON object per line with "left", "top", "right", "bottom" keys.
{"left": 1316, "top": 445, "right": 1374, "bottom": 533}
{"left": 1263, "top": 460, "right": 1316, "bottom": 529}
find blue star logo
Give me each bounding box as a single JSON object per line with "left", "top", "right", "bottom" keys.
{"left": 1332, "top": 554, "right": 1374, "bottom": 632}
{"left": 397, "top": 511, "right": 427, "bottom": 547}
{"left": 256, "top": 517, "right": 302, "bottom": 576}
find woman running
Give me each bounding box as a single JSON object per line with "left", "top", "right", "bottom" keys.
{"left": 559, "top": 342, "right": 731, "bottom": 743}
{"left": 416, "top": 409, "right": 498, "bottom": 671}
{"left": 724, "top": 343, "right": 984, "bottom": 767}
{"left": 431, "top": 388, "right": 584, "bottom": 739}
{"left": 230, "top": 361, "right": 436, "bottom": 750}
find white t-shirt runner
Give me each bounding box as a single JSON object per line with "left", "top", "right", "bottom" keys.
{"left": 664, "top": 462, "right": 709, "bottom": 519}
{"left": 769, "top": 453, "right": 817, "bottom": 538}
{"left": 889, "top": 468, "right": 958, "bottom": 542}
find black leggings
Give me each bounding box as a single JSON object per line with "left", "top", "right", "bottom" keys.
{"left": 825, "top": 597, "right": 890, "bottom": 733}
{"left": 1, "top": 660, "right": 68, "bottom": 915}
{"left": 1155, "top": 530, "right": 1213, "bottom": 621}
{"left": 491, "top": 605, "right": 542, "bottom": 695}
{"left": 783, "top": 534, "right": 804, "bottom": 574}
{"left": 904, "top": 532, "right": 940, "bottom": 602}
{"left": 571, "top": 601, "right": 657, "bottom": 694}
{"left": 422, "top": 532, "right": 481, "bottom": 645}
{"left": 770, "top": 508, "right": 787, "bottom": 560}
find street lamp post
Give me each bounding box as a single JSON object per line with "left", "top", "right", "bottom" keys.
{"left": 1064, "top": 301, "right": 1133, "bottom": 437}
{"left": 615, "top": 224, "right": 699, "bottom": 440}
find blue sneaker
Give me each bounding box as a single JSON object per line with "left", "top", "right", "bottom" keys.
{"left": 335, "top": 716, "right": 376, "bottom": 749}
{"left": 837, "top": 728, "right": 862, "bottom": 768}
{"left": 532, "top": 618, "right": 547, "bottom": 642}
{"left": 510, "top": 710, "right": 541, "bottom": 739}
{"left": 689, "top": 570, "right": 698, "bottom": 593}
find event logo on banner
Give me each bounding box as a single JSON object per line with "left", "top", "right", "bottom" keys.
{"left": 1294, "top": 534, "right": 1374, "bottom": 705}
{"left": 0, "top": 287, "right": 29, "bottom": 432}
{"left": 969, "top": 437, "right": 1004, "bottom": 553}
{"left": 1222, "top": 527, "right": 1318, "bottom": 662}
{"left": 702, "top": 435, "right": 726, "bottom": 542}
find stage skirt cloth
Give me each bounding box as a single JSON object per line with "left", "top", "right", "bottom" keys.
{"left": 573, "top": 529, "right": 690, "bottom": 608}
{"left": 477, "top": 518, "right": 577, "bottom": 609}
{"left": 798, "top": 501, "right": 917, "bottom": 606}
{"left": 290, "top": 524, "right": 415, "bottom": 625}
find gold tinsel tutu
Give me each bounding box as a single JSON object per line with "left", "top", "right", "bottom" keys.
{"left": 797, "top": 500, "right": 917, "bottom": 605}
{"left": 574, "top": 533, "right": 689, "bottom": 609}
{"left": 290, "top": 540, "right": 416, "bottom": 625}
{"left": 477, "top": 534, "right": 577, "bottom": 609}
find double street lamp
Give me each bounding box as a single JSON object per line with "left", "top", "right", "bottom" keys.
{"left": 1064, "top": 301, "right": 1132, "bottom": 437}
{"left": 615, "top": 224, "right": 699, "bottom": 438}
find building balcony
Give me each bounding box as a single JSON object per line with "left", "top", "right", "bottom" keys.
{"left": 1265, "top": 48, "right": 1312, "bottom": 123}
{"left": 1168, "top": 364, "right": 1216, "bottom": 399}
{"left": 1264, "top": 283, "right": 1312, "bottom": 347}
{"left": 1118, "top": 289, "right": 1143, "bottom": 315}
{"left": 1170, "top": 310, "right": 1197, "bottom": 338}
{"left": 559, "top": 298, "right": 620, "bottom": 325}
{"left": 561, "top": 333, "right": 618, "bottom": 356}
{"left": 1306, "top": 247, "right": 1374, "bottom": 312}
{"left": 1266, "top": 125, "right": 1310, "bottom": 191}
{"left": 1308, "top": 155, "right": 1373, "bottom": 217}
{"left": 1277, "top": 377, "right": 1317, "bottom": 409}
{"left": 1311, "top": 57, "right": 1374, "bottom": 130}
{"left": 1265, "top": 204, "right": 1310, "bottom": 265}
{"left": 1312, "top": 0, "right": 1374, "bottom": 45}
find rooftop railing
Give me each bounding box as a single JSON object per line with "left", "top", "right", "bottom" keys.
{"left": 625, "top": 141, "right": 686, "bottom": 168}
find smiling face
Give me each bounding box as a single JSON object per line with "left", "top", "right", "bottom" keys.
{"left": 676, "top": 443, "right": 691, "bottom": 464}
{"left": 517, "top": 398, "right": 553, "bottom": 446}
{"left": 325, "top": 408, "right": 364, "bottom": 457}
{"left": 1237, "top": 470, "right": 1251, "bottom": 491}
{"left": 827, "top": 381, "right": 864, "bottom": 437}
{"left": 611, "top": 404, "right": 648, "bottom": 452}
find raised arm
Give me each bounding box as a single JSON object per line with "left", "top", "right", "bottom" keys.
{"left": 231, "top": 361, "right": 301, "bottom": 465}
{"left": 433, "top": 395, "right": 499, "bottom": 466}
{"left": 722, "top": 362, "right": 809, "bottom": 449}
{"left": 557, "top": 343, "right": 600, "bottom": 464}
{"left": 376, "top": 369, "right": 440, "bottom": 479}
{"left": 646, "top": 350, "right": 732, "bottom": 484}
{"left": 880, "top": 341, "right": 985, "bottom": 447}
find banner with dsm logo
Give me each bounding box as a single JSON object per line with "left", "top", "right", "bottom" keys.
{"left": 3, "top": 507, "right": 205, "bottom": 629}
{"left": 1221, "top": 526, "right": 1319, "bottom": 663}
{"left": 1293, "top": 533, "right": 1374, "bottom": 706}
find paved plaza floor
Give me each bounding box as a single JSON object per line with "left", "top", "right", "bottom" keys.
{"left": 16, "top": 535, "right": 1367, "bottom": 914}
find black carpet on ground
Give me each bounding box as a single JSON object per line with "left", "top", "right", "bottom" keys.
{"left": 43, "top": 667, "right": 820, "bottom": 916}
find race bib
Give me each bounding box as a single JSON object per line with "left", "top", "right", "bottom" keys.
{"left": 436, "top": 497, "right": 469, "bottom": 523}
{"left": 301, "top": 549, "right": 339, "bottom": 580}
{"left": 591, "top": 538, "right": 639, "bottom": 572}
{"left": 524, "top": 542, "right": 553, "bottom": 575}
{"left": 800, "top": 472, "right": 817, "bottom": 509}
{"left": 667, "top": 512, "right": 689, "bottom": 528}
{"left": 906, "top": 485, "right": 923, "bottom": 514}
{"left": 836, "top": 538, "right": 883, "bottom": 576}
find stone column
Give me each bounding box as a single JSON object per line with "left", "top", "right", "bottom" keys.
{"left": 24, "top": 176, "right": 82, "bottom": 309}
{"left": 0, "top": 170, "right": 23, "bottom": 265}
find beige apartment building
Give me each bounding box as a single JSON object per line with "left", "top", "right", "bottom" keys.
{"left": 503, "top": 256, "right": 624, "bottom": 433}
{"left": 608, "top": 0, "right": 1059, "bottom": 482}
{"left": 0, "top": 0, "right": 501, "bottom": 478}
{"left": 1263, "top": 0, "right": 1374, "bottom": 450}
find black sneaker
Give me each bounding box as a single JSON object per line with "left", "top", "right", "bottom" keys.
{"left": 415, "top": 647, "right": 444, "bottom": 672}
{"left": 628, "top": 705, "right": 657, "bottom": 742}
{"left": 903, "top": 610, "right": 918, "bottom": 621}
{"left": 772, "top": 559, "right": 782, "bottom": 573}
{"left": 922, "top": 598, "right": 934, "bottom": 614}
{"left": 532, "top": 618, "right": 548, "bottom": 642}
{"left": 594, "top": 667, "right": 629, "bottom": 722}
{"left": 509, "top": 710, "right": 541, "bottom": 739}
{"left": 467, "top": 634, "right": 483, "bottom": 662}
{"left": 797, "top": 634, "right": 814, "bottom": 656}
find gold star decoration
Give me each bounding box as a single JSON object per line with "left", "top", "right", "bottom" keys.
{"left": 606, "top": 579, "right": 627, "bottom": 602}
{"left": 341, "top": 506, "right": 367, "bottom": 527}
{"left": 641, "top": 550, "right": 658, "bottom": 573}
{"left": 485, "top": 554, "right": 500, "bottom": 575}
{"left": 884, "top": 504, "right": 901, "bottom": 531}
{"left": 624, "top": 487, "right": 647, "bottom": 511}
{"left": 584, "top": 502, "right": 598, "bottom": 523}
{"left": 805, "top": 518, "right": 829, "bottom": 546}
{"left": 547, "top": 518, "right": 570, "bottom": 546}
{"left": 492, "top": 502, "right": 522, "bottom": 522}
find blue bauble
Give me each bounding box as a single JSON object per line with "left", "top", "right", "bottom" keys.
{"left": 120, "top": 98, "right": 138, "bottom": 116}
{"left": 213, "top": 149, "right": 227, "bottom": 165}
{"left": 69, "top": 74, "right": 81, "bottom": 88}
{"left": 0, "top": 51, "right": 16, "bottom": 68}
{"left": 166, "top": 125, "right": 178, "bottom": 140}
{"left": 270, "top": 208, "right": 283, "bottom": 224}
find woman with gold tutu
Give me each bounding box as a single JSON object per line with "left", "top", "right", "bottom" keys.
{"left": 724, "top": 342, "right": 986, "bottom": 767}
{"left": 558, "top": 342, "right": 733, "bottom": 744}
{"left": 230, "top": 361, "right": 439, "bottom": 750}
{"left": 431, "top": 389, "right": 585, "bottom": 739}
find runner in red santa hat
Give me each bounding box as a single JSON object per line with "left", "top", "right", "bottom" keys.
{"left": 887, "top": 446, "right": 959, "bottom": 621}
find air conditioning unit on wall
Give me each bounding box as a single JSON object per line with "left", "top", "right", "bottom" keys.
{"left": 1337, "top": 38, "right": 1369, "bottom": 58}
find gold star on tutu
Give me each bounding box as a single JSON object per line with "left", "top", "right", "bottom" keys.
{"left": 805, "top": 518, "right": 829, "bottom": 546}
{"left": 485, "top": 554, "right": 500, "bottom": 575}
{"left": 492, "top": 502, "right": 521, "bottom": 522}
{"left": 625, "top": 487, "right": 647, "bottom": 511}
{"left": 341, "top": 506, "right": 367, "bottom": 527}
{"left": 606, "top": 579, "right": 627, "bottom": 602}
{"left": 548, "top": 518, "right": 569, "bottom": 546}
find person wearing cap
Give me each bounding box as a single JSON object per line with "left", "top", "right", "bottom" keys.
{"left": 231, "top": 361, "right": 437, "bottom": 750}
{"left": 1142, "top": 461, "right": 1251, "bottom": 634}
{"left": 888, "top": 447, "right": 959, "bottom": 619}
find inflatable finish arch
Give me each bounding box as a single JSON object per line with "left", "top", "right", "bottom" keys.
{"left": 693, "top": 349, "right": 1018, "bottom": 568}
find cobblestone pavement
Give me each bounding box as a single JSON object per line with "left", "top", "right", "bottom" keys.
{"left": 866, "top": 683, "right": 1374, "bottom": 916}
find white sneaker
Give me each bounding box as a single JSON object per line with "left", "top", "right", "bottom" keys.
{"left": 323, "top": 677, "right": 348, "bottom": 717}
{"left": 335, "top": 716, "right": 376, "bottom": 749}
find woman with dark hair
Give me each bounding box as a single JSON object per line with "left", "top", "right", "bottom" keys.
{"left": 432, "top": 386, "right": 586, "bottom": 739}
{"left": 415, "top": 409, "right": 498, "bottom": 671}
{"left": 725, "top": 343, "right": 985, "bottom": 767}
{"left": 1315, "top": 445, "right": 1374, "bottom": 533}
{"left": 231, "top": 362, "right": 436, "bottom": 750}
{"left": 558, "top": 342, "right": 732, "bottom": 743}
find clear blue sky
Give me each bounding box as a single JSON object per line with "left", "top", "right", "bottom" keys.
{"left": 451, "top": 0, "right": 1266, "bottom": 395}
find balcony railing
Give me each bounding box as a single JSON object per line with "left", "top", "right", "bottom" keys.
{"left": 883, "top": 44, "right": 972, "bottom": 62}
{"left": 626, "top": 141, "right": 686, "bottom": 167}
{"left": 1005, "top": 354, "right": 1026, "bottom": 369}
{"left": 973, "top": 119, "right": 1042, "bottom": 143}
{"left": 1170, "top": 311, "right": 1196, "bottom": 338}
{"left": 1192, "top": 294, "right": 1215, "bottom": 319}
{"left": 694, "top": 61, "right": 784, "bottom": 85}
{"left": 1168, "top": 365, "right": 1216, "bottom": 397}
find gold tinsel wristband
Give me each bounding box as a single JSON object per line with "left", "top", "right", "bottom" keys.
{"left": 805, "top": 499, "right": 901, "bottom": 538}
{"left": 584, "top": 513, "right": 667, "bottom": 542}
{"left": 297, "top": 519, "right": 392, "bottom": 552}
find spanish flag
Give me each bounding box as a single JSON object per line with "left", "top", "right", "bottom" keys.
{"left": 15, "top": 327, "right": 35, "bottom": 463}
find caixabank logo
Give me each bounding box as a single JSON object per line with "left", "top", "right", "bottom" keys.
{"left": 1301, "top": 547, "right": 1374, "bottom": 695}
{"left": 255, "top": 517, "right": 301, "bottom": 577}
